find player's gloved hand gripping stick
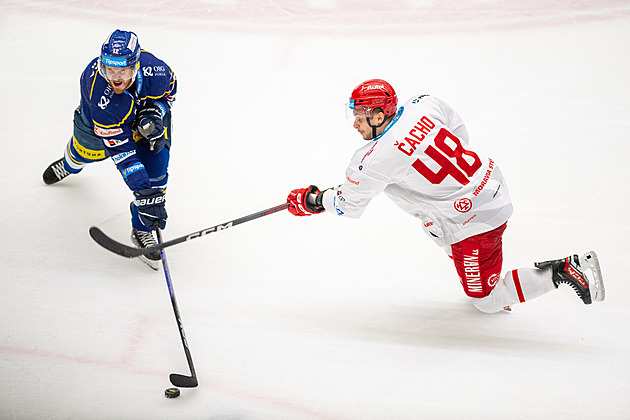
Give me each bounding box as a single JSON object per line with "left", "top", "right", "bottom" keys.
{"left": 136, "top": 105, "right": 167, "bottom": 153}
{"left": 287, "top": 185, "right": 325, "bottom": 216}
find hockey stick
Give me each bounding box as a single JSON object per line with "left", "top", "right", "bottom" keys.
{"left": 156, "top": 226, "right": 198, "bottom": 388}
{"left": 89, "top": 202, "right": 290, "bottom": 258}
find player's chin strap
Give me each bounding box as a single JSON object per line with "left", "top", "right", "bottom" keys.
{"left": 367, "top": 114, "right": 389, "bottom": 140}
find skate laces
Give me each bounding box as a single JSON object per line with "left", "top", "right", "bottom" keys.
{"left": 51, "top": 160, "right": 70, "bottom": 180}
{"left": 135, "top": 229, "right": 157, "bottom": 248}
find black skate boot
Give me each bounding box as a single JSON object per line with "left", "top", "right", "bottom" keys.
{"left": 131, "top": 228, "right": 161, "bottom": 271}
{"left": 43, "top": 158, "right": 71, "bottom": 185}
{"left": 535, "top": 251, "right": 605, "bottom": 304}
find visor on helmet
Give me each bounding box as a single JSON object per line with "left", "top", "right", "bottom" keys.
{"left": 346, "top": 100, "right": 385, "bottom": 122}
{"left": 98, "top": 61, "right": 138, "bottom": 83}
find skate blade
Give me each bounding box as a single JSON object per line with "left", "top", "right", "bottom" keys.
{"left": 579, "top": 251, "right": 605, "bottom": 302}
{"left": 138, "top": 255, "right": 160, "bottom": 271}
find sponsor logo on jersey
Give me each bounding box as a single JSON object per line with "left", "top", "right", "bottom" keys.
{"left": 121, "top": 162, "right": 144, "bottom": 178}
{"left": 462, "top": 213, "right": 477, "bottom": 226}
{"left": 345, "top": 172, "right": 359, "bottom": 185}
{"left": 333, "top": 193, "right": 345, "bottom": 216}
{"left": 94, "top": 126, "right": 123, "bottom": 137}
{"left": 454, "top": 198, "right": 472, "bottom": 213}
{"left": 111, "top": 150, "right": 136, "bottom": 164}
{"left": 103, "top": 137, "right": 129, "bottom": 148}
{"left": 411, "top": 94, "right": 429, "bottom": 104}
{"left": 98, "top": 96, "right": 110, "bottom": 110}
{"left": 142, "top": 65, "right": 167, "bottom": 77}
{"left": 473, "top": 158, "right": 495, "bottom": 197}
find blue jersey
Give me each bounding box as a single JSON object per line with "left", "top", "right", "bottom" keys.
{"left": 79, "top": 50, "right": 177, "bottom": 191}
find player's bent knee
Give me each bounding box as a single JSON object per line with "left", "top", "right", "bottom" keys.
{"left": 471, "top": 280, "right": 513, "bottom": 313}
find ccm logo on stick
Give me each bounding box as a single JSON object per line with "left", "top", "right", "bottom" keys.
{"left": 186, "top": 222, "right": 233, "bottom": 240}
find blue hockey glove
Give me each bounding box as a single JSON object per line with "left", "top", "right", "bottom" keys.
{"left": 133, "top": 188, "right": 167, "bottom": 229}
{"left": 136, "top": 105, "right": 166, "bottom": 154}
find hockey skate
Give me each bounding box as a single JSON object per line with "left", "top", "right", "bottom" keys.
{"left": 43, "top": 157, "right": 71, "bottom": 185}
{"left": 131, "top": 228, "right": 161, "bottom": 271}
{"left": 535, "top": 251, "right": 605, "bottom": 304}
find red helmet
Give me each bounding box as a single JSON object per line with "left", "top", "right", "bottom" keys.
{"left": 349, "top": 79, "right": 398, "bottom": 118}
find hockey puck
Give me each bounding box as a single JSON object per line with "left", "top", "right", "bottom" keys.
{"left": 164, "top": 387, "right": 180, "bottom": 398}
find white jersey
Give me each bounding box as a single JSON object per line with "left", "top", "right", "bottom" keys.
{"left": 320, "top": 94, "right": 513, "bottom": 247}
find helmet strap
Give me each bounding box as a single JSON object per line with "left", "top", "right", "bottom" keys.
{"left": 366, "top": 112, "right": 388, "bottom": 139}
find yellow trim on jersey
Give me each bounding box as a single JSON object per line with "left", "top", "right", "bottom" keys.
{"left": 141, "top": 93, "right": 170, "bottom": 100}
{"left": 89, "top": 70, "right": 98, "bottom": 100}
{"left": 139, "top": 79, "right": 174, "bottom": 101}
{"left": 93, "top": 98, "right": 134, "bottom": 128}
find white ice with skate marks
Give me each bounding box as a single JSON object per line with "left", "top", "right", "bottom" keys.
{"left": 2, "top": 0, "right": 630, "bottom": 419}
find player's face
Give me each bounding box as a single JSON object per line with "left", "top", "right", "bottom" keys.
{"left": 103, "top": 65, "right": 135, "bottom": 94}
{"left": 352, "top": 109, "right": 373, "bottom": 140}
{"left": 352, "top": 109, "right": 384, "bottom": 141}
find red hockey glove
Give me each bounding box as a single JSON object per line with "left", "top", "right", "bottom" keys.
{"left": 287, "top": 185, "right": 325, "bottom": 216}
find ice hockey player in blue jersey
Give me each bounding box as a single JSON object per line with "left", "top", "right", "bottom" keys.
{"left": 43, "top": 29, "right": 177, "bottom": 270}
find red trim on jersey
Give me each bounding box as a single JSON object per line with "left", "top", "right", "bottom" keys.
{"left": 512, "top": 269, "right": 526, "bottom": 303}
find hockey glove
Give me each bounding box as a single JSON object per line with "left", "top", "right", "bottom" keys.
{"left": 287, "top": 185, "right": 325, "bottom": 216}
{"left": 133, "top": 188, "right": 167, "bottom": 229}
{"left": 136, "top": 105, "right": 166, "bottom": 154}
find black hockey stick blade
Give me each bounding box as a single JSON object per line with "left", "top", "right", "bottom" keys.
{"left": 170, "top": 373, "right": 198, "bottom": 388}
{"left": 89, "top": 226, "right": 145, "bottom": 258}
{"left": 89, "top": 202, "right": 289, "bottom": 258}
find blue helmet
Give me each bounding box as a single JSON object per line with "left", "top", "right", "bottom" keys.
{"left": 98, "top": 29, "right": 140, "bottom": 82}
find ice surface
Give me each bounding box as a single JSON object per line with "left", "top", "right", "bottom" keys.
{"left": 1, "top": 1, "right": 629, "bottom": 419}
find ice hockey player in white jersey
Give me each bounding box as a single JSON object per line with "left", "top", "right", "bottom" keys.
{"left": 286, "top": 79, "right": 605, "bottom": 313}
